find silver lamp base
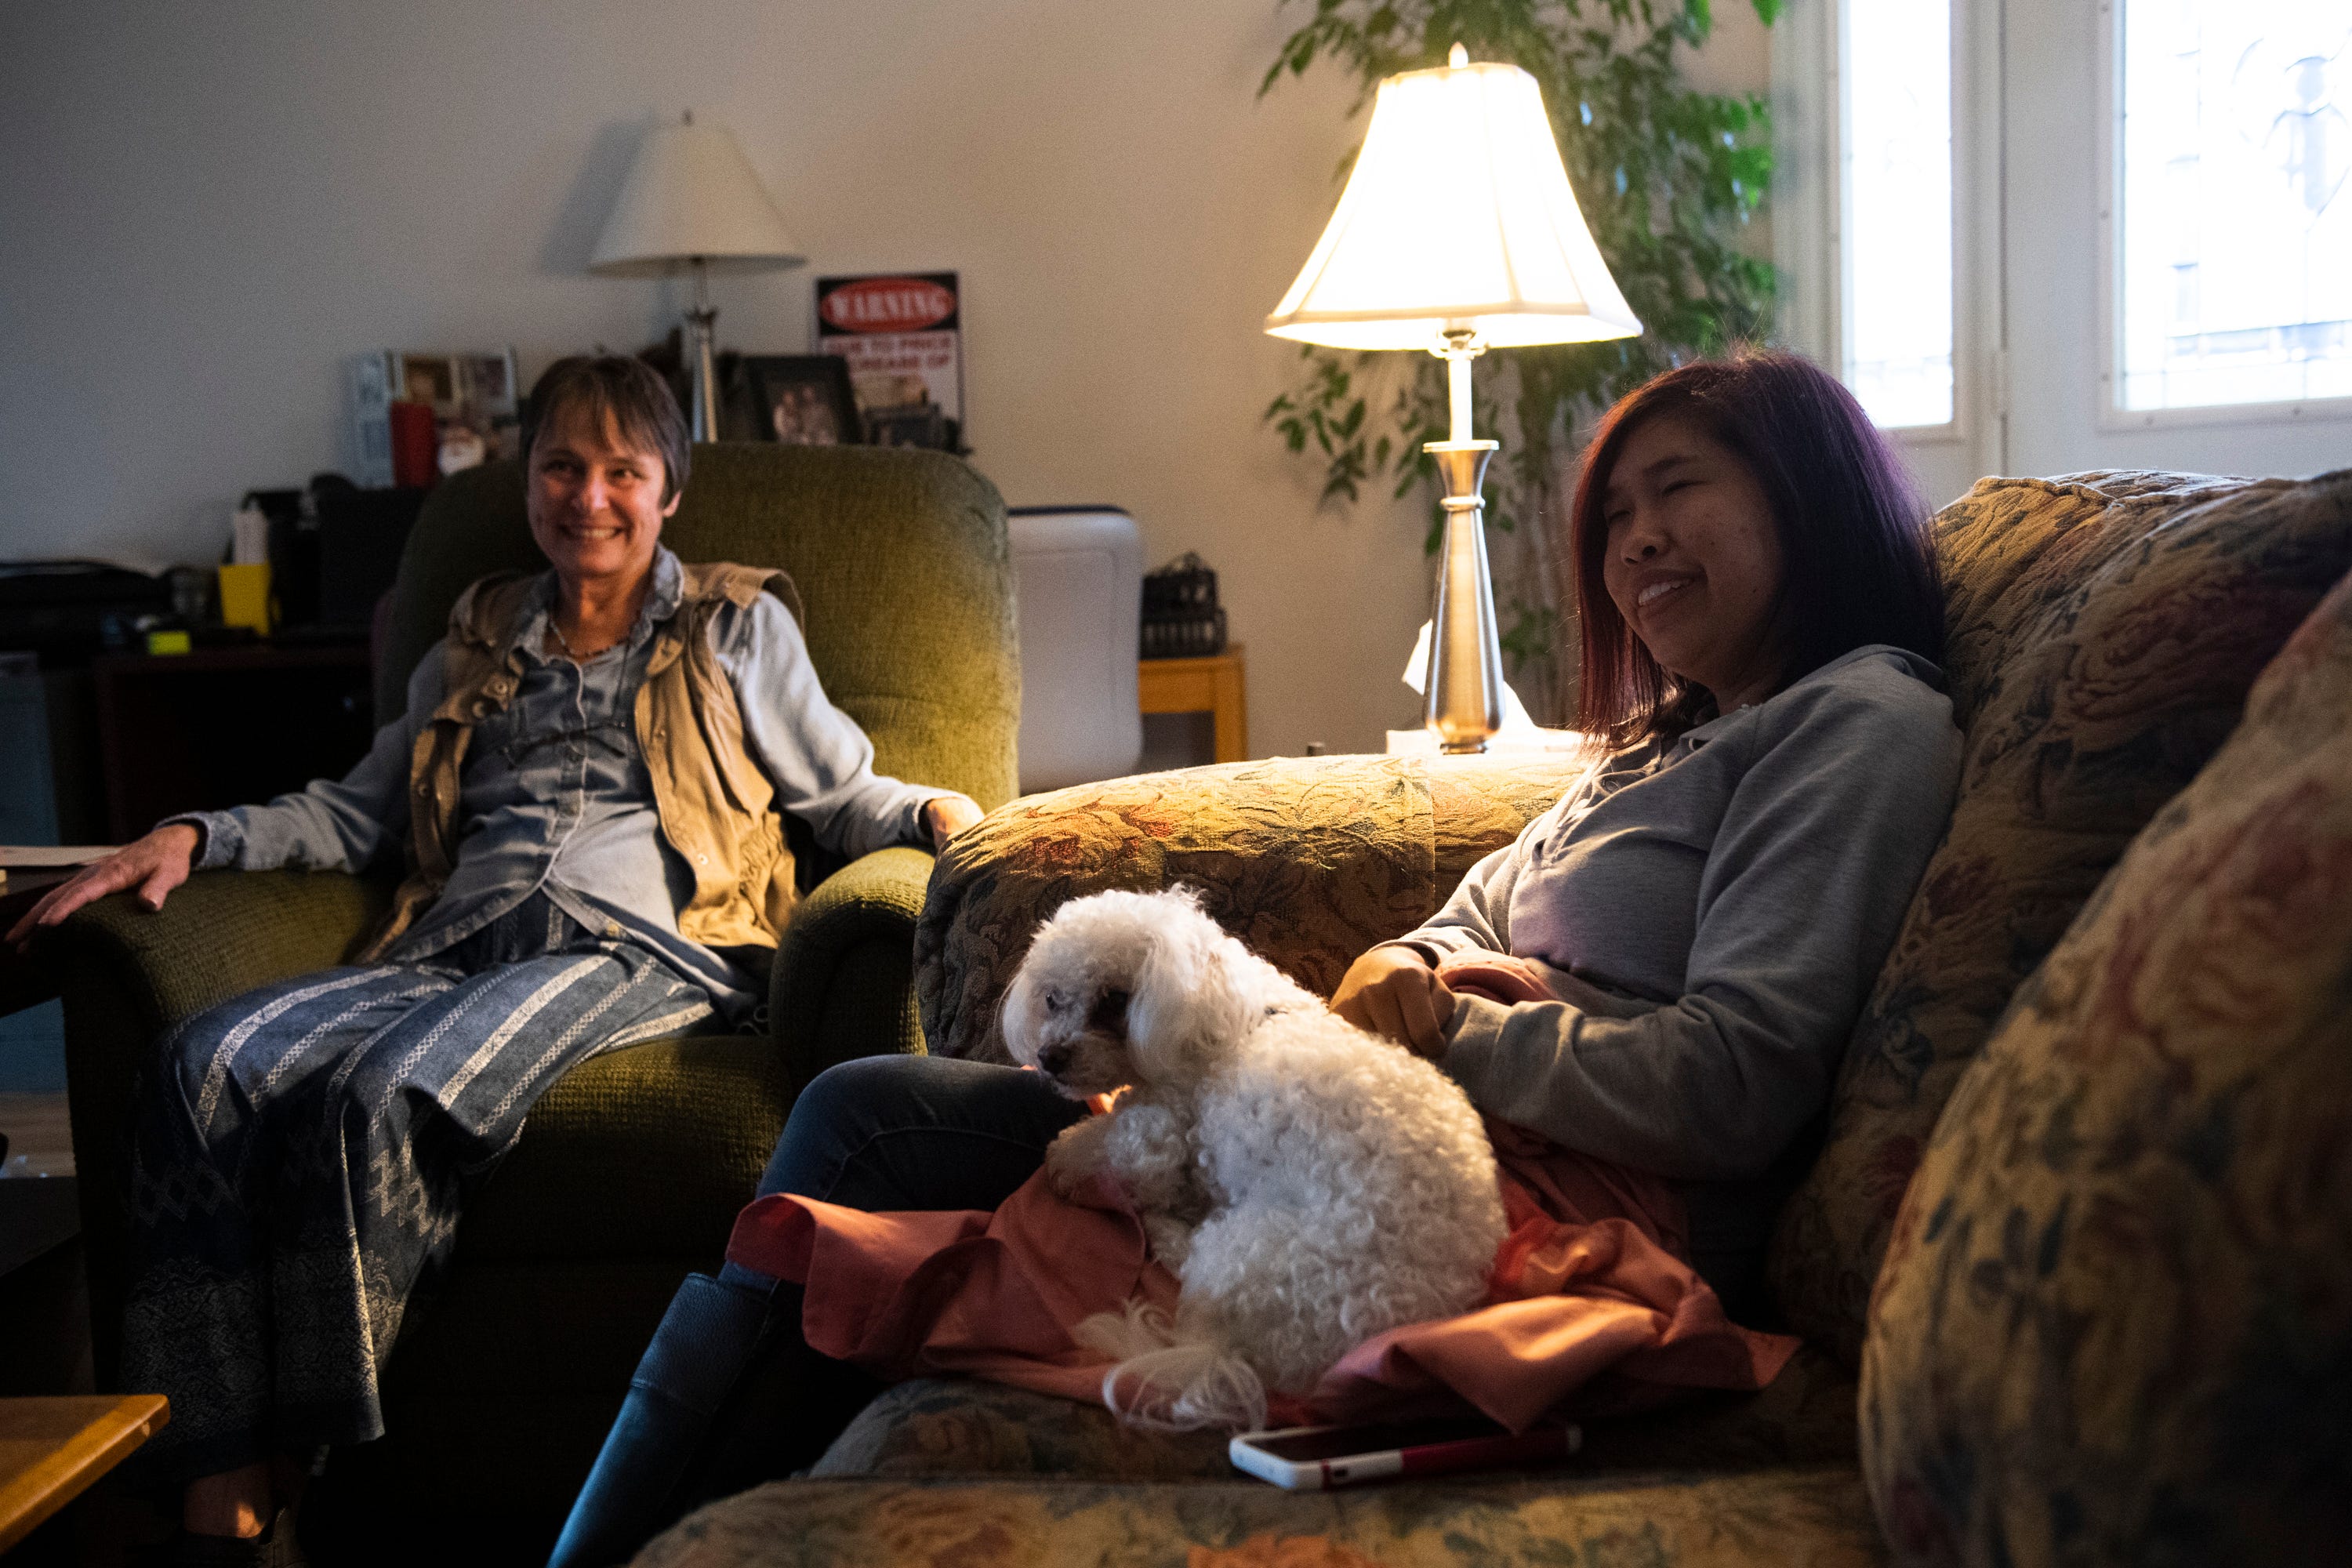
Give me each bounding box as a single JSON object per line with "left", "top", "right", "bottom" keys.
{"left": 686, "top": 258, "right": 720, "bottom": 442}
{"left": 1423, "top": 439, "right": 1504, "bottom": 753}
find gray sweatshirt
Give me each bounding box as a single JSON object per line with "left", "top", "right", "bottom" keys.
{"left": 1399, "top": 645, "right": 1962, "bottom": 1281}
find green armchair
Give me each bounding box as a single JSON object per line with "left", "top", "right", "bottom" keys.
{"left": 49, "top": 444, "right": 1018, "bottom": 1550}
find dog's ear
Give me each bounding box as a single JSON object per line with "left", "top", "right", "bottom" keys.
{"left": 1126, "top": 898, "right": 1253, "bottom": 1083}
{"left": 999, "top": 965, "right": 1039, "bottom": 1065}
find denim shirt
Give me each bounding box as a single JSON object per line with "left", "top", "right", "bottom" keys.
{"left": 178, "top": 548, "right": 948, "bottom": 1023}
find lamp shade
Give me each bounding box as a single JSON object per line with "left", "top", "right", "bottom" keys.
{"left": 589, "top": 115, "right": 806, "bottom": 278}
{"left": 1265, "top": 56, "right": 1639, "bottom": 350}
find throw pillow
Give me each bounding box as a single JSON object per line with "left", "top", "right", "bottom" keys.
{"left": 1774, "top": 468, "right": 2352, "bottom": 1365}
{"left": 1860, "top": 568, "right": 2352, "bottom": 1566}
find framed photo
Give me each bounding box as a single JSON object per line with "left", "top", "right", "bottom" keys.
{"left": 743, "top": 355, "right": 863, "bottom": 446}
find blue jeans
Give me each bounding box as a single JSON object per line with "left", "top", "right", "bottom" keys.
{"left": 549, "top": 1054, "right": 1084, "bottom": 1567}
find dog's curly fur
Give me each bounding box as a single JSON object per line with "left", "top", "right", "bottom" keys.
{"left": 1000, "top": 887, "right": 1508, "bottom": 1429}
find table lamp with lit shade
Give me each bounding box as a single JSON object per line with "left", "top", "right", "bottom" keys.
{"left": 1267, "top": 44, "right": 1642, "bottom": 753}
{"left": 590, "top": 112, "right": 807, "bottom": 441}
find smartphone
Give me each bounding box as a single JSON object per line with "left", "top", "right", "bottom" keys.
{"left": 1227, "top": 1416, "right": 1582, "bottom": 1490}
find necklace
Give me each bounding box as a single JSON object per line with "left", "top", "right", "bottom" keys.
{"left": 546, "top": 617, "right": 618, "bottom": 662}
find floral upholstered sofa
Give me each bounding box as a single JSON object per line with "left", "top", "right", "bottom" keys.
{"left": 633, "top": 468, "right": 2352, "bottom": 1568}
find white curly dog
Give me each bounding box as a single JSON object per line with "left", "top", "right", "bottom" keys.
{"left": 1000, "top": 886, "right": 1508, "bottom": 1430}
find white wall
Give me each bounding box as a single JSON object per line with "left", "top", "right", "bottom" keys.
{"left": 0, "top": 0, "right": 1769, "bottom": 758}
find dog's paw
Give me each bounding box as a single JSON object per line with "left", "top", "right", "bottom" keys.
{"left": 1045, "top": 1115, "right": 1113, "bottom": 1199}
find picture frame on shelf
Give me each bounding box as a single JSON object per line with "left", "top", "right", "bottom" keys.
{"left": 742, "top": 354, "right": 862, "bottom": 446}
{"left": 863, "top": 401, "right": 950, "bottom": 449}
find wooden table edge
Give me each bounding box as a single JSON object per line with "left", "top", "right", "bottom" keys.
{"left": 0, "top": 1394, "right": 170, "bottom": 1553}
{"left": 1138, "top": 646, "right": 1248, "bottom": 764}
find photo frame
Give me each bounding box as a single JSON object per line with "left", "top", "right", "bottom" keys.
{"left": 742, "top": 354, "right": 863, "bottom": 446}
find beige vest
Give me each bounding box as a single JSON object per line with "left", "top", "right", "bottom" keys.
{"left": 357, "top": 561, "right": 808, "bottom": 962}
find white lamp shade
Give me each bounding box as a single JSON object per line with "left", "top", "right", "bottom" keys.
{"left": 1265, "top": 59, "right": 1640, "bottom": 350}
{"left": 590, "top": 117, "right": 807, "bottom": 278}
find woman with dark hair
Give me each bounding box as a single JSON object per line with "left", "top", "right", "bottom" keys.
{"left": 10, "top": 356, "right": 982, "bottom": 1563}
{"left": 1329, "top": 348, "right": 1959, "bottom": 1301}
{"left": 552, "top": 350, "right": 1963, "bottom": 1566}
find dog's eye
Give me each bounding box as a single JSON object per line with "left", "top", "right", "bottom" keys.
{"left": 1045, "top": 989, "right": 1069, "bottom": 1014}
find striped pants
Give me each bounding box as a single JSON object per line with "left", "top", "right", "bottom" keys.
{"left": 119, "top": 895, "right": 716, "bottom": 1483}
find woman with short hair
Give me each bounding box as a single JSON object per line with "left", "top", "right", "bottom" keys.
{"left": 10, "top": 355, "right": 982, "bottom": 1563}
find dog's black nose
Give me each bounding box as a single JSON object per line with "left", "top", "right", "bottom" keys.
{"left": 1037, "top": 1043, "right": 1073, "bottom": 1077}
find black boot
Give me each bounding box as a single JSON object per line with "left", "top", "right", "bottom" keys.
{"left": 547, "top": 1272, "right": 776, "bottom": 1568}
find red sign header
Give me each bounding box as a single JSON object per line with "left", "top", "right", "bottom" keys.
{"left": 818, "top": 277, "right": 956, "bottom": 335}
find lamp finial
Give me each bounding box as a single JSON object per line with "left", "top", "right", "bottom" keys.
{"left": 1448, "top": 42, "right": 1468, "bottom": 67}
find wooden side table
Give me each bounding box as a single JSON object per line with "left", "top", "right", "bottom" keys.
{"left": 1138, "top": 646, "right": 1247, "bottom": 764}
{"left": 0, "top": 1395, "right": 168, "bottom": 1552}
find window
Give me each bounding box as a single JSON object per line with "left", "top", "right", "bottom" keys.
{"left": 1841, "top": 0, "right": 1956, "bottom": 429}
{"left": 2116, "top": 1, "right": 2352, "bottom": 412}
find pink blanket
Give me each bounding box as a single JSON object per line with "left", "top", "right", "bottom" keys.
{"left": 725, "top": 952, "right": 1798, "bottom": 1431}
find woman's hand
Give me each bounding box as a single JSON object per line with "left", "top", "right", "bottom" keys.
{"left": 923, "top": 793, "right": 985, "bottom": 850}
{"left": 1331, "top": 944, "right": 1457, "bottom": 1059}
{"left": 6, "top": 823, "right": 201, "bottom": 949}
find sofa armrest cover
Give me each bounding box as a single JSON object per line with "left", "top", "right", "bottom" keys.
{"left": 770, "top": 847, "right": 935, "bottom": 1075}
{"left": 914, "top": 754, "right": 1587, "bottom": 1064}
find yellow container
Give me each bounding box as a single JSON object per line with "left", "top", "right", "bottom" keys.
{"left": 217, "top": 561, "right": 273, "bottom": 634}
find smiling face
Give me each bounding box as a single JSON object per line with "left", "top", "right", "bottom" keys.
{"left": 524, "top": 401, "right": 681, "bottom": 594}
{"left": 1598, "top": 414, "right": 1790, "bottom": 713}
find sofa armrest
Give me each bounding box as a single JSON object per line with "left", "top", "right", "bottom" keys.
{"left": 769, "top": 846, "right": 935, "bottom": 1077}
{"left": 915, "top": 754, "right": 1588, "bottom": 1064}
{"left": 48, "top": 868, "right": 392, "bottom": 1383}
{"left": 51, "top": 869, "right": 391, "bottom": 1038}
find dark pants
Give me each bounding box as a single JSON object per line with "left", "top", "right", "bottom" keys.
{"left": 549, "top": 1054, "right": 1085, "bottom": 1568}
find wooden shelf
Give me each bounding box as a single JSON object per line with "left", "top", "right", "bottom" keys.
{"left": 1138, "top": 645, "right": 1247, "bottom": 764}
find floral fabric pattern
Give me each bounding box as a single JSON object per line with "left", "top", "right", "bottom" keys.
{"left": 844, "top": 469, "right": 2352, "bottom": 1568}
{"left": 813, "top": 1346, "right": 1861, "bottom": 1485}
{"left": 1772, "top": 470, "right": 2352, "bottom": 1364}
{"left": 916, "top": 755, "right": 1584, "bottom": 1063}
{"left": 636, "top": 1468, "right": 1889, "bottom": 1568}
{"left": 1859, "top": 569, "right": 2352, "bottom": 1566}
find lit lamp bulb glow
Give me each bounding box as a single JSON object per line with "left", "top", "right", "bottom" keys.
{"left": 1266, "top": 44, "right": 1640, "bottom": 751}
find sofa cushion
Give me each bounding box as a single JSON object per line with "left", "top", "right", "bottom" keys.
{"left": 636, "top": 1468, "right": 1888, "bottom": 1567}
{"left": 1773, "top": 469, "right": 2352, "bottom": 1365}
{"left": 813, "top": 1346, "right": 1863, "bottom": 1485}
{"left": 1859, "top": 569, "right": 2352, "bottom": 1566}
{"left": 811, "top": 1377, "right": 1231, "bottom": 1482}
{"left": 917, "top": 754, "right": 1585, "bottom": 1062}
